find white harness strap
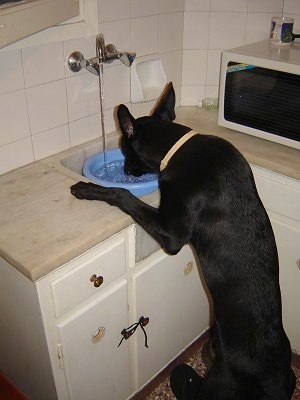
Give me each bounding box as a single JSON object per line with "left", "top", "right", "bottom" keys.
{"left": 160, "top": 130, "right": 200, "bottom": 172}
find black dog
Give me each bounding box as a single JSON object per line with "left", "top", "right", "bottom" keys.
{"left": 71, "top": 83, "right": 295, "bottom": 399}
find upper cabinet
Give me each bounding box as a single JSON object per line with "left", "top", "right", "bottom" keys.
{"left": 0, "top": 0, "right": 97, "bottom": 49}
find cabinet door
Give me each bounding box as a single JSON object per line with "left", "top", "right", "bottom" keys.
{"left": 270, "top": 214, "right": 300, "bottom": 353}
{"left": 0, "top": 0, "right": 79, "bottom": 48}
{"left": 133, "top": 246, "right": 210, "bottom": 387}
{"left": 57, "top": 281, "right": 131, "bottom": 400}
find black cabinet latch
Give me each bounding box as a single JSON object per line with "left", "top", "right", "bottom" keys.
{"left": 118, "top": 316, "right": 150, "bottom": 348}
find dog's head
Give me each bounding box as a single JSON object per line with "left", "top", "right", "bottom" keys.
{"left": 117, "top": 82, "right": 176, "bottom": 176}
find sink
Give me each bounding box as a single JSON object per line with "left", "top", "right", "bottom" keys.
{"left": 42, "top": 134, "right": 118, "bottom": 180}
{"left": 60, "top": 140, "right": 103, "bottom": 176}
{"left": 42, "top": 133, "right": 158, "bottom": 196}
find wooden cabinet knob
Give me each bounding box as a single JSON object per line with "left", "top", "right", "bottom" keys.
{"left": 90, "top": 274, "right": 104, "bottom": 287}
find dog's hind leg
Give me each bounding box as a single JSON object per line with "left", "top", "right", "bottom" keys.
{"left": 71, "top": 181, "right": 191, "bottom": 254}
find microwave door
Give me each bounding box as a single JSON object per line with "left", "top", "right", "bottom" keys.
{"left": 224, "top": 63, "right": 300, "bottom": 143}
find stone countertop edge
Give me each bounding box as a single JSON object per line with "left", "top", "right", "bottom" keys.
{"left": 0, "top": 107, "right": 299, "bottom": 282}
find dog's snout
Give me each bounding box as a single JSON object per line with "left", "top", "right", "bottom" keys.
{"left": 124, "top": 161, "right": 143, "bottom": 177}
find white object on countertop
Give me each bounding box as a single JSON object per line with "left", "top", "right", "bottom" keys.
{"left": 131, "top": 54, "right": 167, "bottom": 103}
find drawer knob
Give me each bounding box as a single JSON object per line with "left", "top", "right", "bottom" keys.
{"left": 90, "top": 274, "right": 104, "bottom": 287}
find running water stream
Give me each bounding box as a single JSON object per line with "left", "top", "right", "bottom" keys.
{"left": 89, "top": 49, "right": 157, "bottom": 190}
{"left": 98, "top": 62, "right": 107, "bottom": 165}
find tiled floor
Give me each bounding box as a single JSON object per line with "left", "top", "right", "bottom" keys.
{"left": 131, "top": 330, "right": 300, "bottom": 400}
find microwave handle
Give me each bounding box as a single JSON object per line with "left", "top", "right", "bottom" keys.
{"left": 292, "top": 33, "right": 300, "bottom": 41}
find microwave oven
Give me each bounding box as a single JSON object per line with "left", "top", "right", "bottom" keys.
{"left": 218, "top": 40, "right": 300, "bottom": 149}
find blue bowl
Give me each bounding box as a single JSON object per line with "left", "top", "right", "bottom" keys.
{"left": 83, "top": 148, "right": 159, "bottom": 197}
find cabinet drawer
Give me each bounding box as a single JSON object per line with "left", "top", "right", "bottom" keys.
{"left": 252, "top": 166, "right": 300, "bottom": 222}
{"left": 51, "top": 234, "right": 127, "bottom": 317}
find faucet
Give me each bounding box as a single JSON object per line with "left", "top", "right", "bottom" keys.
{"left": 67, "top": 33, "right": 136, "bottom": 75}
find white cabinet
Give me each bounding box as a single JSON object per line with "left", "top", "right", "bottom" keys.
{"left": 133, "top": 246, "right": 209, "bottom": 387}
{"left": 0, "top": 0, "right": 79, "bottom": 48}
{"left": 37, "top": 227, "right": 135, "bottom": 400}
{"left": 57, "top": 281, "right": 132, "bottom": 400}
{"left": 270, "top": 215, "right": 300, "bottom": 353}
{"left": 37, "top": 226, "right": 209, "bottom": 400}
{"left": 252, "top": 166, "right": 300, "bottom": 353}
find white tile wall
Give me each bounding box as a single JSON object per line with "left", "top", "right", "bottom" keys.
{"left": 245, "top": 12, "right": 275, "bottom": 44}
{"left": 131, "top": 16, "right": 159, "bottom": 56}
{"left": 0, "top": 0, "right": 299, "bottom": 174}
{"left": 99, "top": 19, "right": 131, "bottom": 53}
{"left": 159, "top": 12, "right": 184, "bottom": 53}
{"left": 0, "top": 90, "right": 30, "bottom": 146}
{"left": 284, "top": 0, "right": 300, "bottom": 15}
{"left": 0, "top": 50, "right": 24, "bottom": 94}
{"left": 185, "top": 0, "right": 210, "bottom": 12}
{"left": 183, "top": 12, "right": 210, "bottom": 49}
{"left": 209, "top": 12, "right": 248, "bottom": 49}
{"left": 182, "top": 50, "right": 207, "bottom": 86}
{"left": 211, "top": 0, "right": 248, "bottom": 12}
{"left": 69, "top": 114, "right": 101, "bottom": 147}
{"left": 22, "top": 42, "right": 65, "bottom": 87}
{"left": 159, "top": 0, "right": 185, "bottom": 14}
{"left": 66, "top": 73, "right": 100, "bottom": 123}
{"left": 98, "top": 0, "right": 130, "bottom": 23}
{"left": 131, "top": 0, "right": 159, "bottom": 18}
{"left": 247, "top": 0, "right": 283, "bottom": 13}
{"left": 32, "top": 125, "right": 70, "bottom": 160}
{"left": 27, "top": 80, "right": 68, "bottom": 134}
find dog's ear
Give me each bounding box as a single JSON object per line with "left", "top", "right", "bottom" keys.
{"left": 151, "top": 82, "right": 176, "bottom": 121}
{"left": 117, "top": 104, "right": 136, "bottom": 138}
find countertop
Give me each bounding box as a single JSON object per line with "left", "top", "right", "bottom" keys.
{"left": 0, "top": 107, "right": 299, "bottom": 282}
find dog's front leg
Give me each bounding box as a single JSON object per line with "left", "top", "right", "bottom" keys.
{"left": 71, "top": 181, "right": 186, "bottom": 254}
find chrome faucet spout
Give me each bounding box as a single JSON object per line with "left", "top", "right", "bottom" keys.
{"left": 96, "top": 34, "right": 136, "bottom": 66}
{"left": 96, "top": 33, "right": 106, "bottom": 63}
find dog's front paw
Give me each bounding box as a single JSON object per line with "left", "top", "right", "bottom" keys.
{"left": 70, "top": 181, "right": 99, "bottom": 200}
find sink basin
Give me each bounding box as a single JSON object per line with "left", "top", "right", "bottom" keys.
{"left": 59, "top": 140, "right": 102, "bottom": 176}
{"left": 46, "top": 136, "right": 158, "bottom": 197}
{"left": 83, "top": 148, "right": 158, "bottom": 196}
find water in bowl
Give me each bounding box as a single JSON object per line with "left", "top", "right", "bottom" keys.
{"left": 94, "top": 159, "right": 157, "bottom": 184}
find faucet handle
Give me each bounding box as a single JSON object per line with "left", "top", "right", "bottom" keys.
{"left": 104, "top": 44, "right": 118, "bottom": 63}
{"left": 67, "top": 51, "right": 85, "bottom": 72}
{"left": 67, "top": 51, "right": 99, "bottom": 75}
